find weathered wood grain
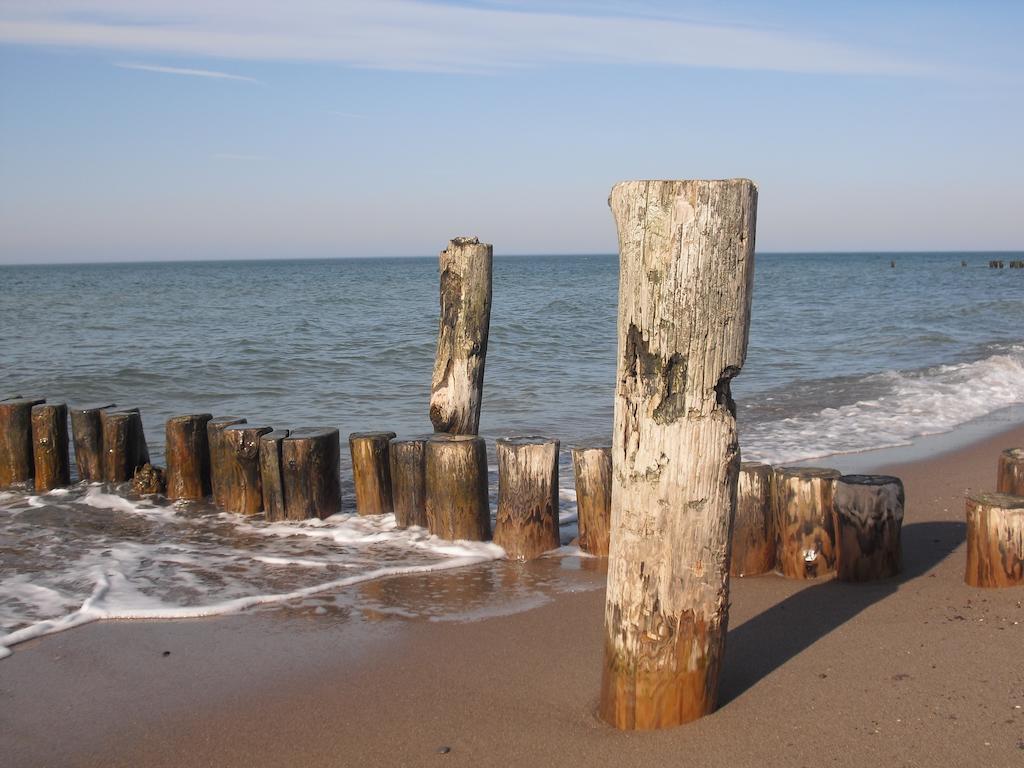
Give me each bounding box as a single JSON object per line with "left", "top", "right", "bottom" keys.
{"left": 571, "top": 444, "right": 611, "bottom": 557}
{"left": 165, "top": 413, "right": 213, "bottom": 500}
{"left": 425, "top": 433, "right": 490, "bottom": 541}
{"left": 350, "top": 431, "right": 397, "bottom": 516}
{"left": 964, "top": 491, "right": 1024, "bottom": 588}
{"left": 70, "top": 403, "right": 116, "bottom": 482}
{"left": 220, "top": 424, "right": 273, "bottom": 515}
{"left": 389, "top": 434, "right": 431, "bottom": 528}
{"left": 0, "top": 397, "right": 45, "bottom": 488}
{"left": 494, "top": 436, "right": 560, "bottom": 560}
{"left": 31, "top": 402, "right": 69, "bottom": 492}
{"left": 100, "top": 408, "right": 149, "bottom": 484}
{"left": 282, "top": 428, "right": 341, "bottom": 520}
{"left": 833, "top": 474, "right": 904, "bottom": 582}
{"left": 730, "top": 462, "right": 774, "bottom": 577}
{"left": 259, "top": 429, "right": 290, "bottom": 521}
{"left": 997, "top": 448, "right": 1024, "bottom": 496}
{"left": 207, "top": 416, "right": 247, "bottom": 507}
{"left": 772, "top": 466, "right": 840, "bottom": 579}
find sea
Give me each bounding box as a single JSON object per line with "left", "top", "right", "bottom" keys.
{"left": 1, "top": 251, "right": 1023, "bottom": 656}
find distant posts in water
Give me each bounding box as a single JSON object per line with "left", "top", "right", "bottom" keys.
{"left": 101, "top": 408, "right": 150, "bottom": 484}
{"left": 772, "top": 466, "right": 840, "bottom": 579}
{"left": 0, "top": 397, "right": 45, "bottom": 489}
{"left": 220, "top": 425, "right": 272, "bottom": 515}
{"left": 494, "top": 437, "right": 560, "bottom": 560}
{"left": 989, "top": 260, "right": 1005, "bottom": 269}
{"left": 570, "top": 444, "right": 611, "bottom": 557}
{"left": 997, "top": 448, "right": 1024, "bottom": 496}
{"left": 390, "top": 434, "right": 430, "bottom": 528}
{"left": 70, "top": 403, "right": 115, "bottom": 483}
{"left": 207, "top": 416, "right": 246, "bottom": 507}
{"left": 964, "top": 492, "right": 1024, "bottom": 588}
{"left": 349, "top": 431, "right": 396, "bottom": 516}
{"left": 259, "top": 429, "right": 290, "bottom": 521}
{"left": 429, "top": 236, "right": 493, "bottom": 435}
{"left": 1011, "top": 260, "right": 1024, "bottom": 269}
{"left": 31, "top": 403, "right": 69, "bottom": 492}
{"left": 425, "top": 433, "right": 490, "bottom": 541}
{"left": 165, "top": 413, "right": 213, "bottom": 501}
{"left": 730, "top": 462, "right": 774, "bottom": 577}
{"left": 282, "top": 428, "right": 342, "bottom": 520}
{"left": 833, "top": 474, "right": 904, "bottom": 582}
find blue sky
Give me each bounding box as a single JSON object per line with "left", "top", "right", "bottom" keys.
{"left": 0, "top": 1, "right": 1021, "bottom": 263}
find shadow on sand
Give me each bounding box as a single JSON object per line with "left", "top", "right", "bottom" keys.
{"left": 719, "top": 520, "right": 965, "bottom": 704}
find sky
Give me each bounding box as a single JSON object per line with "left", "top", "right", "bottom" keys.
{"left": 0, "top": 0, "right": 1021, "bottom": 264}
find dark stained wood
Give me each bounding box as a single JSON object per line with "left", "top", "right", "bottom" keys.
{"left": 165, "top": 413, "right": 213, "bottom": 500}
{"left": 207, "top": 417, "right": 247, "bottom": 507}
{"left": 349, "top": 431, "right": 397, "bottom": 516}
{"left": 131, "top": 464, "right": 166, "bottom": 495}
{"left": 31, "top": 403, "right": 70, "bottom": 492}
{"left": 389, "top": 435, "right": 430, "bottom": 529}
{"left": 833, "top": 474, "right": 904, "bottom": 582}
{"left": 100, "top": 408, "right": 149, "bottom": 484}
{"left": 494, "top": 436, "right": 560, "bottom": 560}
{"left": 282, "top": 428, "right": 342, "bottom": 520}
{"left": 571, "top": 444, "right": 611, "bottom": 557}
{"left": 772, "top": 466, "right": 840, "bottom": 579}
{"left": 220, "top": 425, "right": 273, "bottom": 515}
{"left": 964, "top": 491, "right": 1024, "bottom": 588}
{"left": 0, "top": 397, "right": 45, "bottom": 488}
{"left": 70, "top": 403, "right": 116, "bottom": 482}
{"left": 259, "top": 429, "right": 290, "bottom": 521}
{"left": 730, "top": 462, "right": 774, "bottom": 577}
{"left": 997, "top": 448, "right": 1024, "bottom": 496}
{"left": 424, "top": 433, "right": 490, "bottom": 541}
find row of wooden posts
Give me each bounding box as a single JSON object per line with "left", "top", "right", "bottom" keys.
{"left": 988, "top": 259, "right": 1024, "bottom": 268}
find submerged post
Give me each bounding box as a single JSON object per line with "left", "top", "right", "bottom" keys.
{"left": 600, "top": 179, "right": 757, "bottom": 730}
{"left": 429, "top": 237, "right": 493, "bottom": 435}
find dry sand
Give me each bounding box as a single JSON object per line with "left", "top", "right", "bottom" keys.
{"left": 3, "top": 426, "right": 1024, "bottom": 768}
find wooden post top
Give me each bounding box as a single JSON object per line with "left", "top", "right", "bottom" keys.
{"left": 967, "top": 492, "right": 1024, "bottom": 509}
{"left": 349, "top": 431, "right": 397, "bottom": 441}
{"left": 167, "top": 413, "right": 212, "bottom": 425}
{"left": 775, "top": 466, "right": 841, "bottom": 480}
{"left": 1, "top": 397, "right": 45, "bottom": 407}
{"left": 390, "top": 433, "right": 435, "bottom": 445}
{"left": 209, "top": 415, "right": 246, "bottom": 427}
{"left": 285, "top": 427, "right": 339, "bottom": 440}
{"left": 740, "top": 461, "right": 772, "bottom": 473}
{"left": 497, "top": 436, "right": 558, "bottom": 447}
{"left": 69, "top": 402, "right": 116, "bottom": 414}
{"left": 838, "top": 474, "right": 903, "bottom": 487}
{"left": 428, "top": 433, "right": 483, "bottom": 444}
{"left": 1001, "top": 448, "right": 1024, "bottom": 460}
{"left": 223, "top": 424, "right": 272, "bottom": 433}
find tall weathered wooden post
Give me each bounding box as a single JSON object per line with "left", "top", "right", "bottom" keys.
{"left": 600, "top": 179, "right": 757, "bottom": 730}
{"left": 429, "top": 237, "right": 492, "bottom": 435}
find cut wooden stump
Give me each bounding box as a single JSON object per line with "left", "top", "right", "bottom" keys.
{"left": 600, "top": 179, "right": 757, "bottom": 730}
{"left": 31, "top": 402, "right": 70, "bottom": 492}
{"left": 571, "top": 444, "right": 611, "bottom": 557}
{"left": 350, "top": 431, "right": 397, "bottom": 516}
{"left": 430, "top": 237, "right": 493, "bottom": 435}
{"left": 165, "top": 413, "right": 213, "bottom": 501}
{"left": 259, "top": 429, "right": 290, "bottom": 522}
{"left": 833, "top": 474, "right": 904, "bottom": 582}
{"left": 730, "top": 462, "right": 774, "bottom": 577}
{"left": 997, "top": 448, "right": 1024, "bottom": 496}
{"left": 70, "top": 403, "right": 116, "bottom": 483}
{"left": 207, "top": 417, "right": 246, "bottom": 507}
{"left": 0, "top": 397, "right": 45, "bottom": 489}
{"left": 964, "top": 492, "right": 1024, "bottom": 588}
{"left": 131, "top": 464, "right": 166, "bottom": 495}
{"left": 282, "top": 428, "right": 341, "bottom": 520}
{"left": 772, "top": 466, "right": 840, "bottom": 579}
{"left": 220, "top": 425, "right": 273, "bottom": 515}
{"left": 494, "top": 436, "right": 560, "bottom": 560}
{"left": 425, "top": 433, "right": 490, "bottom": 541}
{"left": 389, "top": 434, "right": 430, "bottom": 529}
{"left": 100, "top": 408, "right": 149, "bottom": 483}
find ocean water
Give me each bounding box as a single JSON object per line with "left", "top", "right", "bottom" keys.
{"left": 1, "top": 251, "right": 1023, "bottom": 655}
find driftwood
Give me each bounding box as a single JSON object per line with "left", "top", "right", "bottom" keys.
{"left": 389, "top": 434, "right": 430, "bottom": 528}
{"left": 165, "top": 413, "right": 212, "bottom": 500}
{"left": 282, "top": 428, "right": 341, "bottom": 520}
{"left": 31, "top": 403, "right": 69, "bottom": 492}
{"left": 571, "top": 444, "right": 611, "bottom": 556}
{"left": 70, "top": 403, "right": 115, "bottom": 482}
{"left": 494, "top": 436, "right": 560, "bottom": 560}
{"left": 997, "top": 448, "right": 1024, "bottom": 496}
{"left": 0, "top": 398, "right": 45, "bottom": 488}
{"left": 425, "top": 433, "right": 490, "bottom": 541}
{"left": 259, "top": 429, "right": 290, "bottom": 521}
{"left": 220, "top": 425, "right": 272, "bottom": 514}
{"left": 600, "top": 179, "right": 757, "bottom": 730}
{"left": 207, "top": 416, "right": 247, "bottom": 507}
{"left": 730, "top": 462, "right": 774, "bottom": 577}
{"left": 429, "top": 237, "right": 493, "bottom": 435}
{"left": 833, "top": 474, "right": 904, "bottom": 582}
{"left": 964, "top": 492, "right": 1024, "bottom": 588}
{"left": 100, "top": 408, "right": 149, "bottom": 483}
{"left": 772, "top": 466, "right": 840, "bottom": 579}
{"left": 349, "top": 431, "right": 396, "bottom": 516}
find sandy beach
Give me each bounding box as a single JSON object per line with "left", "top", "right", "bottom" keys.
{"left": 1, "top": 423, "right": 1021, "bottom": 768}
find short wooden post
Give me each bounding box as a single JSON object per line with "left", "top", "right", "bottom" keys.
{"left": 31, "top": 403, "right": 69, "bottom": 492}
{"left": 730, "top": 462, "right": 774, "bottom": 577}
{"left": 571, "top": 444, "right": 611, "bottom": 557}
{"left": 833, "top": 474, "right": 904, "bottom": 582}
{"left": 425, "top": 433, "right": 490, "bottom": 541}
{"left": 600, "top": 179, "right": 757, "bottom": 730}
{"left": 429, "top": 237, "right": 493, "bottom": 435}
{"left": 165, "top": 413, "right": 213, "bottom": 500}
{"left": 389, "top": 434, "right": 430, "bottom": 528}
{"left": 349, "top": 431, "right": 397, "bottom": 516}
{"left": 100, "top": 408, "right": 149, "bottom": 483}
{"left": 282, "top": 428, "right": 342, "bottom": 520}
{"left": 494, "top": 436, "right": 560, "bottom": 560}
{"left": 259, "top": 429, "right": 290, "bottom": 521}
{"left": 0, "top": 397, "right": 46, "bottom": 489}
{"left": 772, "top": 466, "right": 840, "bottom": 579}
{"left": 220, "top": 425, "right": 272, "bottom": 514}
{"left": 70, "top": 403, "right": 115, "bottom": 482}
{"left": 207, "top": 416, "right": 246, "bottom": 507}
{"left": 964, "top": 492, "right": 1024, "bottom": 588}
{"left": 997, "top": 448, "right": 1024, "bottom": 496}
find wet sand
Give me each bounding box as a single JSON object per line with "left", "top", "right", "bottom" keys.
{"left": 3, "top": 426, "right": 1024, "bottom": 767}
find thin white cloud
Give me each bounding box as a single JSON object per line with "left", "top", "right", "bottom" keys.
{"left": 0, "top": 0, "right": 928, "bottom": 76}
{"left": 116, "top": 62, "right": 258, "bottom": 82}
